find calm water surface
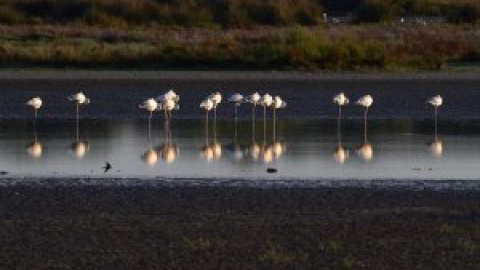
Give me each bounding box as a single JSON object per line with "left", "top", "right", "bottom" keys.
{"left": 1, "top": 119, "right": 479, "bottom": 180}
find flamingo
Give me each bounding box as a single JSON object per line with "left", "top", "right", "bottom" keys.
{"left": 158, "top": 98, "right": 179, "bottom": 121}
{"left": 246, "top": 92, "right": 261, "bottom": 140}
{"left": 228, "top": 93, "right": 244, "bottom": 142}
{"left": 200, "top": 98, "right": 214, "bottom": 144}
{"left": 272, "top": 96, "right": 286, "bottom": 142}
{"left": 157, "top": 89, "right": 180, "bottom": 103}
{"left": 68, "top": 92, "right": 90, "bottom": 119}
{"left": 139, "top": 98, "right": 158, "bottom": 119}
{"left": 427, "top": 95, "right": 443, "bottom": 138}
{"left": 139, "top": 98, "right": 158, "bottom": 143}
{"left": 208, "top": 91, "right": 222, "bottom": 121}
{"left": 333, "top": 92, "right": 349, "bottom": 124}
{"left": 259, "top": 93, "right": 273, "bottom": 145}
{"left": 68, "top": 92, "right": 90, "bottom": 155}
{"left": 26, "top": 97, "right": 42, "bottom": 121}
{"left": 356, "top": 95, "right": 373, "bottom": 142}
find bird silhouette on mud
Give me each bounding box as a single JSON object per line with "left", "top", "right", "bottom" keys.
{"left": 103, "top": 162, "right": 112, "bottom": 173}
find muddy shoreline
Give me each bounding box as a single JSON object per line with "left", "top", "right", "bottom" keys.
{"left": 1, "top": 183, "right": 479, "bottom": 269}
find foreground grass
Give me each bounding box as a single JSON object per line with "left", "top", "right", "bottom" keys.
{"left": 0, "top": 24, "right": 479, "bottom": 71}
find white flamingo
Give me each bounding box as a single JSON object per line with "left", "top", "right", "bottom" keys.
{"left": 157, "top": 89, "right": 180, "bottom": 103}
{"left": 208, "top": 91, "right": 222, "bottom": 123}
{"left": 68, "top": 92, "right": 90, "bottom": 147}
{"left": 139, "top": 98, "right": 158, "bottom": 141}
{"left": 356, "top": 94, "right": 373, "bottom": 143}
{"left": 427, "top": 95, "right": 443, "bottom": 138}
{"left": 246, "top": 92, "right": 261, "bottom": 140}
{"left": 228, "top": 93, "right": 244, "bottom": 142}
{"left": 333, "top": 92, "right": 349, "bottom": 122}
{"left": 200, "top": 98, "right": 214, "bottom": 144}
{"left": 272, "top": 96, "right": 286, "bottom": 142}
{"left": 158, "top": 98, "right": 179, "bottom": 121}
{"left": 259, "top": 94, "right": 273, "bottom": 145}
{"left": 26, "top": 97, "right": 42, "bottom": 121}
{"left": 68, "top": 92, "right": 90, "bottom": 121}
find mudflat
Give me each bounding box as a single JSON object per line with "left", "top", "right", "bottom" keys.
{"left": 1, "top": 182, "right": 479, "bottom": 269}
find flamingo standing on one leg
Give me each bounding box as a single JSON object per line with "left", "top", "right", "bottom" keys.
{"left": 355, "top": 95, "right": 374, "bottom": 161}
{"left": 272, "top": 96, "right": 286, "bottom": 142}
{"left": 259, "top": 93, "right": 273, "bottom": 145}
{"left": 427, "top": 95, "right": 443, "bottom": 139}
{"left": 26, "top": 97, "right": 43, "bottom": 123}
{"left": 246, "top": 92, "right": 261, "bottom": 141}
{"left": 228, "top": 93, "right": 244, "bottom": 142}
{"left": 356, "top": 95, "right": 373, "bottom": 143}
{"left": 68, "top": 92, "right": 90, "bottom": 154}
{"left": 139, "top": 98, "right": 158, "bottom": 141}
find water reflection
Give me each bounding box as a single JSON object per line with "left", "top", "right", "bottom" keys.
{"left": 428, "top": 138, "right": 443, "bottom": 158}
{"left": 201, "top": 109, "right": 222, "bottom": 161}
{"left": 156, "top": 118, "right": 179, "bottom": 164}
{"left": 26, "top": 119, "right": 43, "bottom": 159}
{"left": 333, "top": 108, "right": 349, "bottom": 164}
{"left": 70, "top": 117, "right": 89, "bottom": 159}
{"left": 356, "top": 116, "right": 374, "bottom": 161}
{"left": 4, "top": 119, "right": 480, "bottom": 180}
{"left": 427, "top": 120, "right": 443, "bottom": 158}
{"left": 141, "top": 116, "right": 158, "bottom": 166}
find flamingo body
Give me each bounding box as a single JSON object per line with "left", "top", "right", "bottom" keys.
{"left": 26, "top": 97, "right": 43, "bottom": 110}
{"left": 427, "top": 95, "right": 443, "bottom": 108}
{"left": 356, "top": 95, "right": 373, "bottom": 108}
{"left": 333, "top": 92, "right": 349, "bottom": 106}
{"left": 68, "top": 92, "right": 90, "bottom": 105}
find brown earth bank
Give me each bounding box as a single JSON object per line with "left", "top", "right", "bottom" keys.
{"left": 1, "top": 184, "right": 479, "bottom": 269}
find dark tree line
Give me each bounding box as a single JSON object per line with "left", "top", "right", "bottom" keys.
{"left": 0, "top": 0, "right": 478, "bottom": 27}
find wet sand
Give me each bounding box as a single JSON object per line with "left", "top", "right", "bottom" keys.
{"left": 1, "top": 182, "right": 479, "bottom": 269}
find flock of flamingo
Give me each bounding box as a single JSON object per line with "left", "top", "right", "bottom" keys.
{"left": 24, "top": 91, "right": 443, "bottom": 165}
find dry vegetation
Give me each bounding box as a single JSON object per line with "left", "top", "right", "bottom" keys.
{"left": 0, "top": 24, "right": 478, "bottom": 70}
{"left": 0, "top": 0, "right": 478, "bottom": 70}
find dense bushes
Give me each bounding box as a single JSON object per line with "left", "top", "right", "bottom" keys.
{"left": 0, "top": 25, "right": 478, "bottom": 70}
{"left": 0, "top": 0, "right": 479, "bottom": 27}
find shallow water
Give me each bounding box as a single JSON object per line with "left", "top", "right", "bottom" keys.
{"left": 1, "top": 75, "right": 480, "bottom": 181}
{"left": 1, "top": 118, "right": 480, "bottom": 180}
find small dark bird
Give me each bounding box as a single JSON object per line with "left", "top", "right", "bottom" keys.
{"left": 103, "top": 162, "right": 112, "bottom": 173}
{"left": 266, "top": 168, "right": 278, "bottom": 173}
{"left": 0, "top": 171, "right": 8, "bottom": 175}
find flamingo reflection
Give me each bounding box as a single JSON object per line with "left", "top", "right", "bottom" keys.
{"left": 156, "top": 116, "right": 179, "bottom": 164}
{"left": 355, "top": 116, "right": 373, "bottom": 161}
{"left": 26, "top": 123, "right": 43, "bottom": 159}
{"left": 141, "top": 110, "right": 158, "bottom": 166}
{"left": 70, "top": 111, "right": 89, "bottom": 159}
{"left": 333, "top": 113, "right": 349, "bottom": 164}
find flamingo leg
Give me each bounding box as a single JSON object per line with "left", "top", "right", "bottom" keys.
{"left": 205, "top": 111, "right": 209, "bottom": 145}
{"left": 148, "top": 111, "right": 152, "bottom": 143}
{"left": 234, "top": 105, "right": 238, "bottom": 143}
{"left": 76, "top": 103, "right": 80, "bottom": 142}
{"left": 263, "top": 105, "right": 267, "bottom": 146}
{"left": 364, "top": 108, "right": 368, "bottom": 144}
{"left": 337, "top": 106, "right": 342, "bottom": 147}
{"left": 273, "top": 108, "right": 276, "bottom": 142}
{"left": 252, "top": 104, "right": 256, "bottom": 142}
{"left": 434, "top": 106, "right": 438, "bottom": 140}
